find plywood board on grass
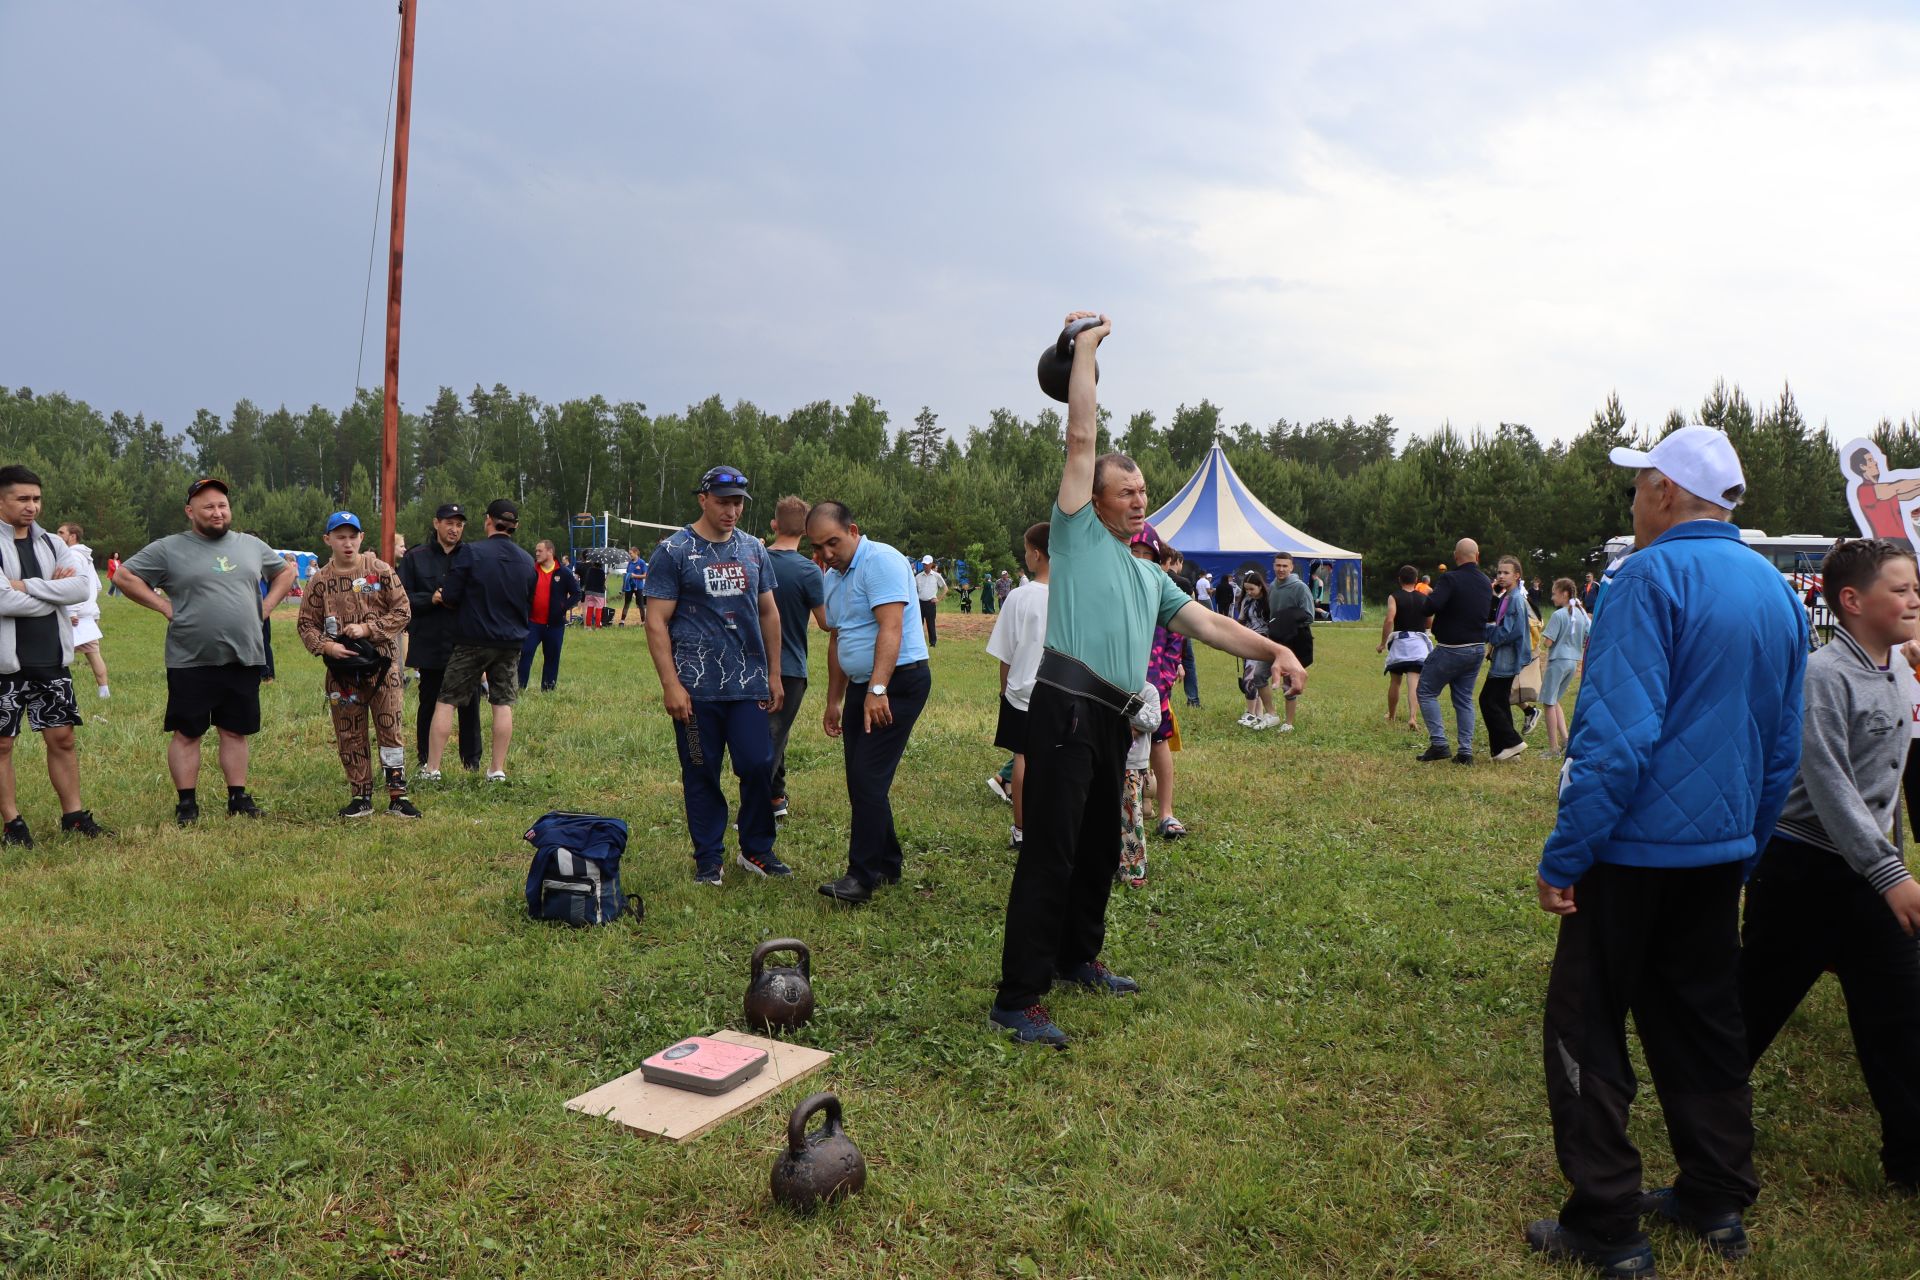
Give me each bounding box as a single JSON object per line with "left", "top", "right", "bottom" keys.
{"left": 565, "top": 1030, "right": 833, "bottom": 1143}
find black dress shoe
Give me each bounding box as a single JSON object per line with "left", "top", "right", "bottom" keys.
{"left": 817, "top": 874, "right": 874, "bottom": 904}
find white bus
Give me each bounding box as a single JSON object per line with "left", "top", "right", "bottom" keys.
{"left": 1592, "top": 529, "right": 1841, "bottom": 634}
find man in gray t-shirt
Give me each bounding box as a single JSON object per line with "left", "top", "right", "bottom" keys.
{"left": 115, "top": 478, "right": 294, "bottom": 825}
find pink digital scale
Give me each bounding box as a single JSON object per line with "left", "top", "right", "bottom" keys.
{"left": 639, "top": 1036, "right": 770, "bottom": 1095}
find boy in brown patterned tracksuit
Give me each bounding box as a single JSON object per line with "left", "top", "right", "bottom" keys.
{"left": 297, "top": 512, "right": 419, "bottom": 818}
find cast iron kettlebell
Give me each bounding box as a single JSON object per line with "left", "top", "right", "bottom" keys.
{"left": 770, "top": 1092, "right": 866, "bottom": 1211}
{"left": 744, "top": 938, "right": 815, "bottom": 1033}
{"left": 1036, "top": 316, "right": 1103, "bottom": 403}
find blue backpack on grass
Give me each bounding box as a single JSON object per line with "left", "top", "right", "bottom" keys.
{"left": 523, "top": 811, "right": 633, "bottom": 926}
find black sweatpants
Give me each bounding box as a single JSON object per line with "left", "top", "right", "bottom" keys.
{"left": 996, "top": 682, "right": 1130, "bottom": 1010}
{"left": 1480, "top": 673, "right": 1521, "bottom": 754}
{"left": 1543, "top": 861, "right": 1756, "bottom": 1241}
{"left": 414, "top": 665, "right": 480, "bottom": 769}
{"left": 1741, "top": 837, "right": 1920, "bottom": 1185}
{"left": 918, "top": 598, "right": 938, "bottom": 648}
{"left": 1904, "top": 745, "right": 1920, "bottom": 842}
{"left": 768, "top": 675, "right": 808, "bottom": 803}
{"left": 841, "top": 661, "right": 931, "bottom": 887}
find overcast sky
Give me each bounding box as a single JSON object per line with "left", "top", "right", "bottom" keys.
{"left": 4, "top": 1, "right": 1916, "bottom": 447}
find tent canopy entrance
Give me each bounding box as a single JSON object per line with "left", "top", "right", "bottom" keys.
{"left": 1145, "top": 443, "right": 1364, "bottom": 621}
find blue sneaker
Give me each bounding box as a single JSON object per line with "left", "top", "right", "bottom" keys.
{"left": 990, "top": 1003, "right": 1069, "bottom": 1048}
{"left": 1055, "top": 960, "right": 1141, "bottom": 995}
{"left": 1524, "top": 1220, "right": 1655, "bottom": 1275}
{"left": 1640, "top": 1188, "right": 1748, "bottom": 1259}
{"left": 736, "top": 849, "right": 793, "bottom": 878}
{"left": 693, "top": 862, "right": 723, "bottom": 886}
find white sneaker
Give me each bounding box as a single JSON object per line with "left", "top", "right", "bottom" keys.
{"left": 1236, "top": 712, "right": 1258, "bottom": 727}
{"left": 1254, "top": 713, "right": 1281, "bottom": 731}
{"left": 97, "top": 685, "right": 110, "bottom": 699}
{"left": 1494, "top": 742, "right": 1528, "bottom": 761}
{"left": 485, "top": 770, "right": 508, "bottom": 783}
{"left": 415, "top": 768, "right": 442, "bottom": 782}
{"left": 1277, "top": 722, "right": 1294, "bottom": 733}
{"left": 987, "top": 775, "right": 1011, "bottom": 803}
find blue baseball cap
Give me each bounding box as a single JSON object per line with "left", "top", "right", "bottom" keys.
{"left": 325, "top": 511, "right": 362, "bottom": 533}
{"left": 695, "top": 466, "right": 750, "bottom": 498}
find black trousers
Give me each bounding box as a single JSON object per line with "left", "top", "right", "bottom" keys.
{"left": 1904, "top": 746, "right": 1920, "bottom": 842}
{"left": 918, "top": 599, "right": 937, "bottom": 647}
{"left": 768, "top": 675, "right": 808, "bottom": 802}
{"left": 842, "top": 661, "right": 930, "bottom": 886}
{"left": 996, "top": 682, "right": 1130, "bottom": 1009}
{"left": 415, "top": 664, "right": 481, "bottom": 768}
{"left": 1543, "top": 861, "right": 1756, "bottom": 1241}
{"left": 1742, "top": 837, "right": 1920, "bottom": 1184}
{"left": 1480, "top": 673, "right": 1521, "bottom": 753}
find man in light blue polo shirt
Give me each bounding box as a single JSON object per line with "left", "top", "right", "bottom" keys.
{"left": 806, "top": 500, "right": 930, "bottom": 904}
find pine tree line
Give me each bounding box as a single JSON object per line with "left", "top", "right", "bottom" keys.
{"left": 5, "top": 380, "right": 1917, "bottom": 598}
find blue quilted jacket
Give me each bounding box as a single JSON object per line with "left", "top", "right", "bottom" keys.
{"left": 1537, "top": 521, "right": 1807, "bottom": 888}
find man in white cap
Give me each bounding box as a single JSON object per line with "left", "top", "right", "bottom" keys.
{"left": 1525, "top": 426, "right": 1808, "bottom": 1275}
{"left": 914, "top": 555, "right": 947, "bottom": 649}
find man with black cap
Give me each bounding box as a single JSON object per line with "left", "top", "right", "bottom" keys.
{"left": 115, "top": 477, "right": 294, "bottom": 823}
{"left": 644, "top": 466, "right": 786, "bottom": 885}
{"left": 399, "top": 503, "right": 481, "bottom": 772}
{"left": 297, "top": 511, "right": 418, "bottom": 818}
{"left": 420, "top": 498, "right": 536, "bottom": 783}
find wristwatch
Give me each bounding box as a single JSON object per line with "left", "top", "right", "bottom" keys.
{"left": 869, "top": 684, "right": 887, "bottom": 698}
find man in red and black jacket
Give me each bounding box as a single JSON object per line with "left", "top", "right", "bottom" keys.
{"left": 518, "top": 539, "right": 582, "bottom": 693}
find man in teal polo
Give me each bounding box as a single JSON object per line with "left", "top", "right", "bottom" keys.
{"left": 991, "top": 312, "right": 1309, "bottom": 1047}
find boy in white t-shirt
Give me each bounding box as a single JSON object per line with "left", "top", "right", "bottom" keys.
{"left": 984, "top": 522, "right": 1050, "bottom": 850}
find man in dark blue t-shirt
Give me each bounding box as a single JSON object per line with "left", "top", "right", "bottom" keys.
{"left": 644, "top": 466, "right": 787, "bottom": 885}
{"left": 765, "top": 496, "right": 826, "bottom": 820}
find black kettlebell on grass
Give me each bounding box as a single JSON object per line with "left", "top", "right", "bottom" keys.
{"left": 770, "top": 1092, "right": 866, "bottom": 1211}
{"left": 744, "top": 938, "right": 815, "bottom": 1033}
{"left": 1036, "top": 316, "right": 1104, "bottom": 403}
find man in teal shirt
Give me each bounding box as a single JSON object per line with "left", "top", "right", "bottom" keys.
{"left": 991, "top": 312, "right": 1309, "bottom": 1047}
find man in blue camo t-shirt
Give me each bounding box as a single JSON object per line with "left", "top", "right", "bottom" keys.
{"left": 644, "top": 465, "right": 787, "bottom": 885}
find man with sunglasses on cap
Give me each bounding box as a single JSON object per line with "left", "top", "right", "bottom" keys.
{"left": 115, "top": 477, "right": 294, "bottom": 824}
{"left": 645, "top": 466, "right": 786, "bottom": 885}
{"left": 420, "top": 499, "right": 537, "bottom": 783}
{"left": 298, "top": 511, "right": 418, "bottom": 818}
{"left": 400, "top": 503, "right": 482, "bottom": 773}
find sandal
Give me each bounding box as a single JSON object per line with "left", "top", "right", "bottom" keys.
{"left": 1156, "top": 816, "right": 1185, "bottom": 840}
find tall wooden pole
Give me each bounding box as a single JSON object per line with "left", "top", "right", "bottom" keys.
{"left": 379, "top": 0, "right": 419, "bottom": 562}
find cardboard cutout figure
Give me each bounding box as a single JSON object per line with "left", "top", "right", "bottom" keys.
{"left": 1840, "top": 438, "right": 1920, "bottom": 548}
{"left": 1837, "top": 438, "right": 1920, "bottom": 748}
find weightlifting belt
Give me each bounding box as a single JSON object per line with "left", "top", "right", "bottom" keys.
{"left": 1035, "top": 649, "right": 1147, "bottom": 720}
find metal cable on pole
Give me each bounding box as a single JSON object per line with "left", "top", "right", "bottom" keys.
{"left": 354, "top": 12, "right": 402, "bottom": 400}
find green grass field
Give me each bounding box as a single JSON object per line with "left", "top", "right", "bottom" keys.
{"left": 1, "top": 599, "right": 1910, "bottom": 1278}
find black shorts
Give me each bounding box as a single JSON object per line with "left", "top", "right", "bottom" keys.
{"left": 165, "top": 664, "right": 263, "bottom": 738}
{"left": 993, "top": 694, "right": 1029, "bottom": 755}
{"left": 1287, "top": 628, "right": 1315, "bottom": 668}
{"left": 0, "top": 672, "right": 81, "bottom": 737}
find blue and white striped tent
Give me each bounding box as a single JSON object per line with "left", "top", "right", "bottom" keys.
{"left": 1147, "top": 443, "right": 1364, "bottom": 621}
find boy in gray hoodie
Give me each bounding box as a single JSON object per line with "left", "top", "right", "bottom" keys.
{"left": 1740, "top": 537, "right": 1920, "bottom": 1202}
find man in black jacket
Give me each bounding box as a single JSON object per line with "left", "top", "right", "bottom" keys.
{"left": 399, "top": 503, "right": 480, "bottom": 772}
{"left": 1415, "top": 539, "right": 1495, "bottom": 765}
{"left": 420, "top": 499, "right": 536, "bottom": 782}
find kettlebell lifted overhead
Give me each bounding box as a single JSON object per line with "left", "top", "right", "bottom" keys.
{"left": 1036, "top": 315, "right": 1104, "bottom": 403}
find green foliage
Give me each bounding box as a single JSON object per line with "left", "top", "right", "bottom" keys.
{"left": 0, "top": 379, "right": 1891, "bottom": 587}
